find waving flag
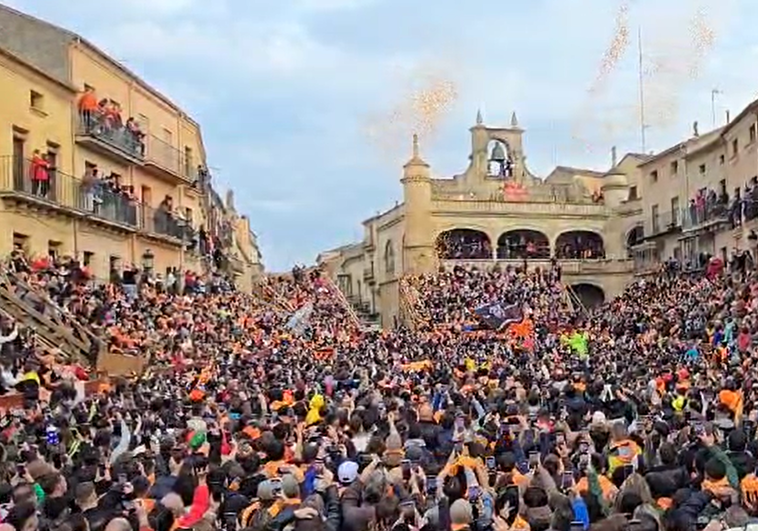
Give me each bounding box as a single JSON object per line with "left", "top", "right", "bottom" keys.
{"left": 474, "top": 302, "right": 522, "bottom": 331}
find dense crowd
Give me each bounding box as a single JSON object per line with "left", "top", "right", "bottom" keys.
{"left": 0, "top": 246, "right": 757, "bottom": 531}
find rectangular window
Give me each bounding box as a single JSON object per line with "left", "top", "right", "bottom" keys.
{"left": 652, "top": 204, "right": 660, "bottom": 234}
{"left": 699, "top": 164, "right": 706, "bottom": 174}
{"left": 733, "top": 138, "right": 739, "bottom": 156}
{"left": 719, "top": 154, "right": 725, "bottom": 165}
{"left": 83, "top": 251, "right": 94, "bottom": 267}
{"left": 650, "top": 170, "right": 658, "bottom": 182}
{"left": 13, "top": 233, "right": 29, "bottom": 254}
{"left": 750, "top": 124, "right": 756, "bottom": 143}
{"left": 670, "top": 196, "right": 680, "bottom": 226}
{"left": 670, "top": 160, "right": 679, "bottom": 176}
{"left": 184, "top": 207, "right": 194, "bottom": 224}
{"left": 48, "top": 240, "right": 61, "bottom": 259}
{"left": 30, "top": 90, "right": 44, "bottom": 111}
{"left": 628, "top": 185, "right": 638, "bottom": 201}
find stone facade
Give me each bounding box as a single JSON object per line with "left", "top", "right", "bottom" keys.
{"left": 319, "top": 112, "right": 647, "bottom": 327}
{"left": 0, "top": 5, "right": 263, "bottom": 286}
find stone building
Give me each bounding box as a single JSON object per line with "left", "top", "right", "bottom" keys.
{"left": 633, "top": 106, "right": 758, "bottom": 272}
{"left": 0, "top": 4, "right": 263, "bottom": 286}
{"left": 319, "top": 111, "right": 647, "bottom": 327}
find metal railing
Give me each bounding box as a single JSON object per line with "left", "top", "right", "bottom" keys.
{"left": 77, "top": 113, "right": 145, "bottom": 160}
{"left": 139, "top": 202, "right": 196, "bottom": 241}
{"left": 146, "top": 134, "right": 196, "bottom": 181}
{"left": 681, "top": 201, "right": 729, "bottom": 230}
{"left": 0, "top": 157, "right": 200, "bottom": 239}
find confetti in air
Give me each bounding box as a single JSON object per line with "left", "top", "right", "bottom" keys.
{"left": 363, "top": 66, "right": 459, "bottom": 164}
{"left": 589, "top": 2, "right": 630, "bottom": 95}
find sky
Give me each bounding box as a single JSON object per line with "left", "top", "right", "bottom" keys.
{"left": 6, "top": 0, "right": 758, "bottom": 271}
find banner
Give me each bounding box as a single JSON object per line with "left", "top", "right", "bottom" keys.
{"left": 474, "top": 302, "right": 522, "bottom": 331}
{"left": 285, "top": 302, "right": 313, "bottom": 336}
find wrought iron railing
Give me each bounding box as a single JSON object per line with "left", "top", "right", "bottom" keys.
{"left": 146, "top": 134, "right": 196, "bottom": 181}
{"left": 76, "top": 113, "right": 145, "bottom": 160}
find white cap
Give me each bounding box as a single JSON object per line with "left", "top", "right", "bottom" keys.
{"left": 338, "top": 461, "right": 359, "bottom": 484}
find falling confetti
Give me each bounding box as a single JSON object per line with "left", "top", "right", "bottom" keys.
{"left": 588, "top": 2, "right": 631, "bottom": 95}
{"left": 362, "top": 64, "right": 459, "bottom": 164}
{"left": 572, "top": 0, "right": 730, "bottom": 153}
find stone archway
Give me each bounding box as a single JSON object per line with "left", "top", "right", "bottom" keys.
{"left": 436, "top": 229, "right": 492, "bottom": 259}
{"left": 497, "top": 229, "right": 550, "bottom": 259}
{"left": 486, "top": 139, "right": 513, "bottom": 178}
{"left": 571, "top": 283, "right": 605, "bottom": 309}
{"left": 555, "top": 230, "right": 605, "bottom": 259}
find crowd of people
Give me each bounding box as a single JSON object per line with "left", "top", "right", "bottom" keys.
{"left": 78, "top": 88, "right": 145, "bottom": 159}
{"left": 0, "top": 243, "right": 757, "bottom": 531}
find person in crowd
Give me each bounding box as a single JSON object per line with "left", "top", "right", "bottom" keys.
{"left": 0, "top": 248, "right": 757, "bottom": 531}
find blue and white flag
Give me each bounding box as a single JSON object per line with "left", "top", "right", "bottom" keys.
{"left": 286, "top": 302, "right": 313, "bottom": 336}
{"left": 473, "top": 301, "right": 522, "bottom": 331}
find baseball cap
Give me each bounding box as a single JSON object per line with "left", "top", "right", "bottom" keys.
{"left": 338, "top": 461, "right": 359, "bottom": 484}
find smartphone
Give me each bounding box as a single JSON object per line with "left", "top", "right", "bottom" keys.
{"left": 556, "top": 433, "right": 566, "bottom": 446}
{"left": 16, "top": 465, "right": 26, "bottom": 477}
{"left": 118, "top": 473, "right": 127, "bottom": 485}
{"left": 426, "top": 475, "right": 437, "bottom": 492}
{"left": 455, "top": 416, "right": 465, "bottom": 431}
{"left": 486, "top": 456, "right": 496, "bottom": 470}
{"left": 528, "top": 451, "right": 540, "bottom": 469}
{"left": 561, "top": 471, "right": 574, "bottom": 490}
{"left": 570, "top": 521, "right": 585, "bottom": 531}
{"left": 468, "top": 485, "right": 481, "bottom": 501}
{"left": 401, "top": 459, "right": 411, "bottom": 477}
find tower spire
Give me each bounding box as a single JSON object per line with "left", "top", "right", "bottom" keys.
{"left": 412, "top": 133, "right": 419, "bottom": 158}
{"left": 510, "top": 111, "right": 519, "bottom": 127}
{"left": 476, "top": 108, "right": 483, "bottom": 125}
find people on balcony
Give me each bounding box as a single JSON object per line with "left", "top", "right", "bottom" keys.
{"left": 77, "top": 88, "right": 145, "bottom": 158}
{"left": 688, "top": 187, "right": 729, "bottom": 227}
{"left": 437, "top": 232, "right": 492, "bottom": 260}
{"left": 79, "top": 165, "right": 137, "bottom": 226}
{"left": 555, "top": 234, "right": 605, "bottom": 259}
{"left": 497, "top": 234, "right": 550, "bottom": 259}
{"left": 29, "top": 149, "right": 51, "bottom": 199}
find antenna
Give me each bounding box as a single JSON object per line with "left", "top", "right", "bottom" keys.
{"left": 637, "top": 26, "right": 647, "bottom": 154}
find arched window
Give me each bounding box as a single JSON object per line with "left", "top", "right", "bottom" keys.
{"left": 436, "top": 229, "right": 492, "bottom": 260}
{"left": 571, "top": 283, "right": 605, "bottom": 308}
{"left": 555, "top": 231, "right": 605, "bottom": 259}
{"left": 497, "top": 230, "right": 550, "bottom": 259}
{"left": 384, "top": 240, "right": 395, "bottom": 274}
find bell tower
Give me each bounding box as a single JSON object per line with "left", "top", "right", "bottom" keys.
{"left": 402, "top": 134, "right": 435, "bottom": 274}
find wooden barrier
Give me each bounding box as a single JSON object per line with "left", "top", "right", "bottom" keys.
{"left": 96, "top": 352, "right": 147, "bottom": 377}
{"left": 0, "top": 379, "right": 103, "bottom": 412}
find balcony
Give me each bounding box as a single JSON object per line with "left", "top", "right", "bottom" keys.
{"left": 139, "top": 202, "right": 195, "bottom": 246}
{"left": 439, "top": 257, "right": 634, "bottom": 275}
{"left": 681, "top": 201, "right": 730, "bottom": 232}
{"left": 0, "top": 156, "right": 138, "bottom": 231}
{"left": 647, "top": 210, "right": 681, "bottom": 238}
{"left": 75, "top": 114, "right": 144, "bottom": 165}
{"left": 143, "top": 134, "right": 195, "bottom": 184}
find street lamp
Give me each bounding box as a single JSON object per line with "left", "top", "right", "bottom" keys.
{"left": 141, "top": 249, "right": 154, "bottom": 276}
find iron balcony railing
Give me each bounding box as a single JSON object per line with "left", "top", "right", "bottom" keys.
{"left": 0, "top": 156, "right": 197, "bottom": 242}
{"left": 145, "top": 134, "right": 197, "bottom": 181}
{"left": 76, "top": 114, "right": 145, "bottom": 161}
{"left": 139, "top": 202, "right": 196, "bottom": 242}
{"left": 681, "top": 200, "right": 730, "bottom": 230}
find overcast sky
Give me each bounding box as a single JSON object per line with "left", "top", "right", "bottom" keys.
{"left": 6, "top": 0, "right": 758, "bottom": 270}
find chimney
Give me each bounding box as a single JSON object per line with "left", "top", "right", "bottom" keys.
{"left": 726, "top": 109, "right": 731, "bottom": 123}
{"left": 611, "top": 146, "right": 618, "bottom": 167}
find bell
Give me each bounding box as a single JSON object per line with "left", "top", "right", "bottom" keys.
{"left": 490, "top": 142, "right": 506, "bottom": 162}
